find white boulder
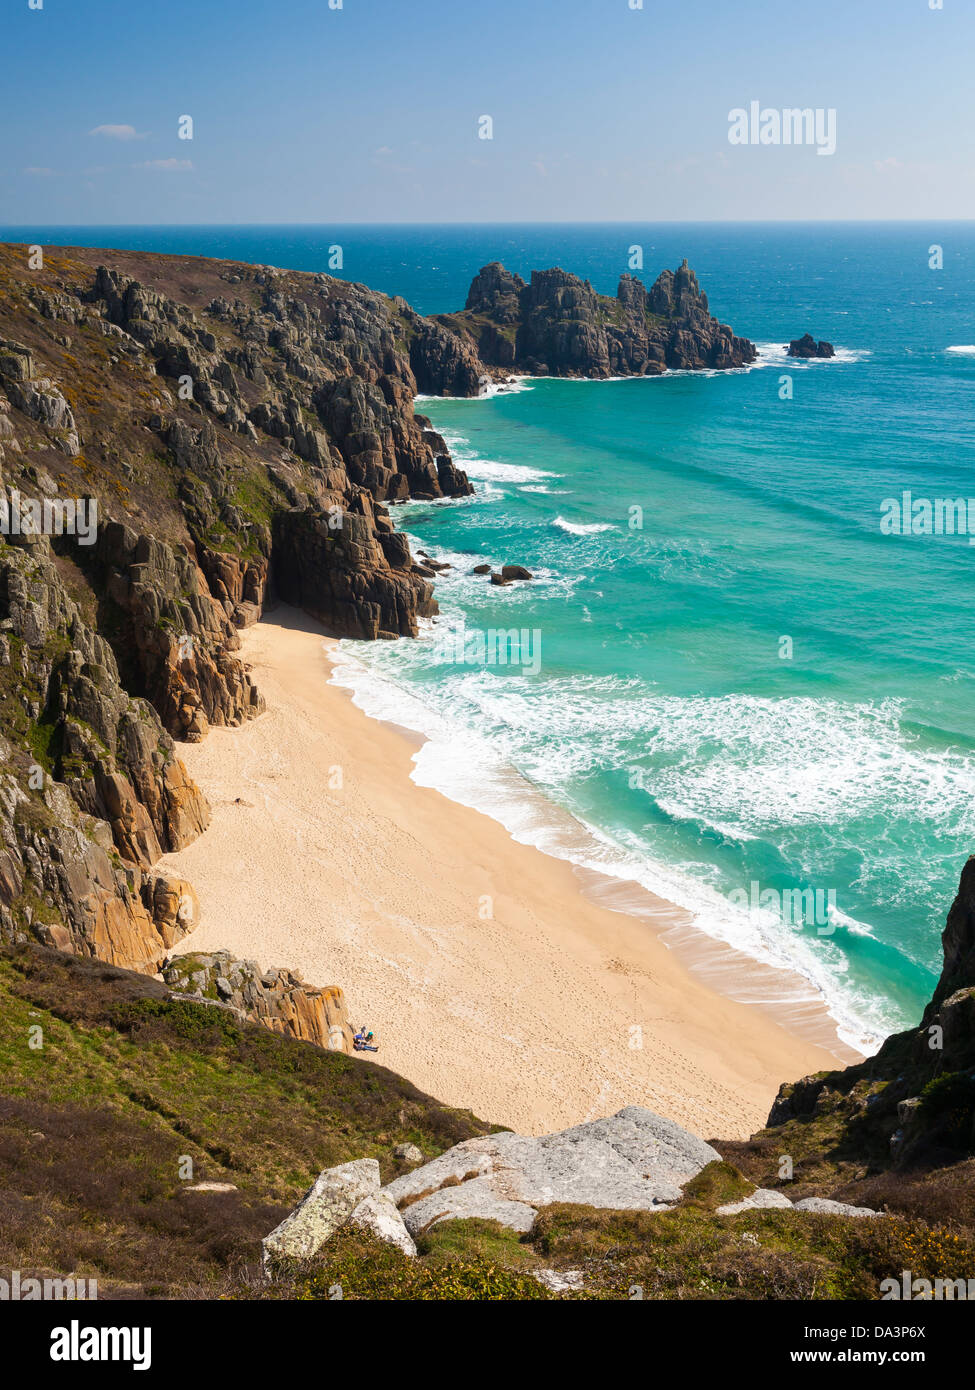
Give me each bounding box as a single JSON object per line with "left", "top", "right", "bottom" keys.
{"left": 262, "top": 1158, "right": 380, "bottom": 1269}
{"left": 348, "top": 1191, "right": 417, "bottom": 1257}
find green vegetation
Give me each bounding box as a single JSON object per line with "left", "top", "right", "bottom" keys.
{"left": 919, "top": 1072, "right": 975, "bottom": 1151}
{"left": 4, "top": 944, "right": 975, "bottom": 1300}
{"left": 0, "top": 945, "right": 493, "bottom": 1298}
{"left": 230, "top": 467, "right": 278, "bottom": 534}
{"left": 681, "top": 1160, "right": 755, "bottom": 1210}
{"left": 258, "top": 1225, "right": 551, "bottom": 1302}
{"left": 249, "top": 1189, "right": 975, "bottom": 1302}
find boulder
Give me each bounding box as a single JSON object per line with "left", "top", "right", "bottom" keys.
{"left": 716, "top": 1188, "right": 794, "bottom": 1216}
{"left": 471, "top": 564, "right": 491, "bottom": 575}
{"left": 500, "top": 565, "right": 533, "bottom": 581}
{"left": 793, "top": 1197, "right": 880, "bottom": 1217}
{"left": 383, "top": 1106, "right": 721, "bottom": 1235}
{"left": 398, "top": 1178, "right": 537, "bottom": 1237}
{"left": 533, "top": 1268, "right": 583, "bottom": 1293}
{"left": 348, "top": 1191, "right": 417, "bottom": 1256}
{"left": 394, "top": 1142, "right": 424, "bottom": 1164}
{"left": 261, "top": 1159, "right": 380, "bottom": 1269}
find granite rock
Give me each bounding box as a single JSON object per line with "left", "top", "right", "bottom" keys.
{"left": 787, "top": 333, "right": 835, "bottom": 359}
{"left": 383, "top": 1106, "right": 720, "bottom": 1235}
{"left": 793, "top": 1197, "right": 880, "bottom": 1218}
{"left": 432, "top": 258, "right": 756, "bottom": 384}
{"left": 348, "top": 1191, "right": 418, "bottom": 1257}
{"left": 262, "top": 1159, "right": 380, "bottom": 1269}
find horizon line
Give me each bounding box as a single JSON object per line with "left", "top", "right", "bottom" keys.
{"left": 2, "top": 218, "right": 974, "bottom": 230}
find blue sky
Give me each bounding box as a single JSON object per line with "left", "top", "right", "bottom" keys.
{"left": 1, "top": 0, "right": 972, "bottom": 223}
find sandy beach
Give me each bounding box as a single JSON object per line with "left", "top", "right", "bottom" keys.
{"left": 161, "top": 607, "right": 857, "bottom": 1141}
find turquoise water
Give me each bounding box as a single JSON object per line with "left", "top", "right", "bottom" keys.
{"left": 9, "top": 223, "right": 975, "bottom": 1045}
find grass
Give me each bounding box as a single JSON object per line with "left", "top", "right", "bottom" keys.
{"left": 256, "top": 1225, "right": 551, "bottom": 1301}
{"left": 4, "top": 943, "right": 975, "bottom": 1301}
{"left": 248, "top": 1193, "right": 975, "bottom": 1302}
{"left": 0, "top": 944, "right": 494, "bottom": 1298}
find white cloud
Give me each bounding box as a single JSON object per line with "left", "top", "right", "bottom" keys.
{"left": 90, "top": 124, "right": 146, "bottom": 141}
{"left": 24, "top": 166, "right": 56, "bottom": 176}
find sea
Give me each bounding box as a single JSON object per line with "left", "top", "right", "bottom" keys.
{"left": 6, "top": 221, "right": 975, "bottom": 1051}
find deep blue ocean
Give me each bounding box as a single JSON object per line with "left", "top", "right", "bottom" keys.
{"left": 7, "top": 222, "right": 975, "bottom": 1047}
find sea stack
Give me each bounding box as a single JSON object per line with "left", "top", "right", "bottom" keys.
{"left": 419, "top": 259, "right": 757, "bottom": 389}
{"left": 787, "top": 333, "right": 835, "bottom": 359}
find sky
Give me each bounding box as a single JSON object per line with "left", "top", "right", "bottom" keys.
{"left": 1, "top": 0, "right": 972, "bottom": 224}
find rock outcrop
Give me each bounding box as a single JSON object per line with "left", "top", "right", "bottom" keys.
{"left": 382, "top": 1106, "right": 721, "bottom": 1235}
{"left": 787, "top": 333, "right": 835, "bottom": 359}
{"left": 271, "top": 502, "right": 436, "bottom": 640}
{"left": 259, "top": 1107, "right": 723, "bottom": 1265}
{"left": 348, "top": 1191, "right": 417, "bottom": 1257}
{"left": 755, "top": 856, "right": 975, "bottom": 1174}
{"left": 92, "top": 519, "right": 266, "bottom": 742}
{"left": 0, "top": 337, "right": 80, "bottom": 456}
{"left": 714, "top": 1188, "right": 878, "bottom": 1218}
{"left": 0, "top": 239, "right": 475, "bottom": 971}
{"left": 263, "top": 1103, "right": 891, "bottom": 1265}
{"left": 428, "top": 259, "right": 756, "bottom": 387}
{"left": 262, "top": 1159, "right": 381, "bottom": 1269}
{"left": 0, "top": 531, "right": 210, "bottom": 969}
{"left": 161, "top": 949, "right": 354, "bottom": 1052}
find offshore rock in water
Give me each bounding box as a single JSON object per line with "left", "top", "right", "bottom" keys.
{"left": 429, "top": 258, "right": 757, "bottom": 384}
{"left": 787, "top": 333, "right": 835, "bottom": 358}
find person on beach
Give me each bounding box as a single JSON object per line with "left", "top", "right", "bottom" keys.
{"left": 353, "top": 1027, "right": 379, "bottom": 1053}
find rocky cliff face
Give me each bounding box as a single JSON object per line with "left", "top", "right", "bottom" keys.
{"left": 0, "top": 240, "right": 472, "bottom": 984}
{"left": 0, "top": 531, "right": 209, "bottom": 970}
{"left": 162, "top": 949, "right": 354, "bottom": 1053}
{"left": 425, "top": 258, "right": 756, "bottom": 387}
{"left": 727, "top": 857, "right": 975, "bottom": 1198}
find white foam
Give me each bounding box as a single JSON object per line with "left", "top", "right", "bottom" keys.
{"left": 432, "top": 429, "right": 561, "bottom": 486}
{"left": 946, "top": 345, "right": 975, "bottom": 356}
{"left": 754, "top": 341, "right": 870, "bottom": 368}
{"left": 415, "top": 376, "right": 535, "bottom": 402}
{"left": 326, "top": 649, "right": 913, "bottom": 1054}
{"left": 463, "top": 460, "right": 561, "bottom": 484}
{"left": 552, "top": 516, "right": 615, "bottom": 535}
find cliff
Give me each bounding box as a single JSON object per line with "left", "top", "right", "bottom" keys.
{"left": 420, "top": 258, "right": 756, "bottom": 389}
{"left": 162, "top": 949, "right": 356, "bottom": 1053}
{"left": 0, "top": 241, "right": 470, "bottom": 992}
{"left": 718, "top": 856, "right": 975, "bottom": 1224}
